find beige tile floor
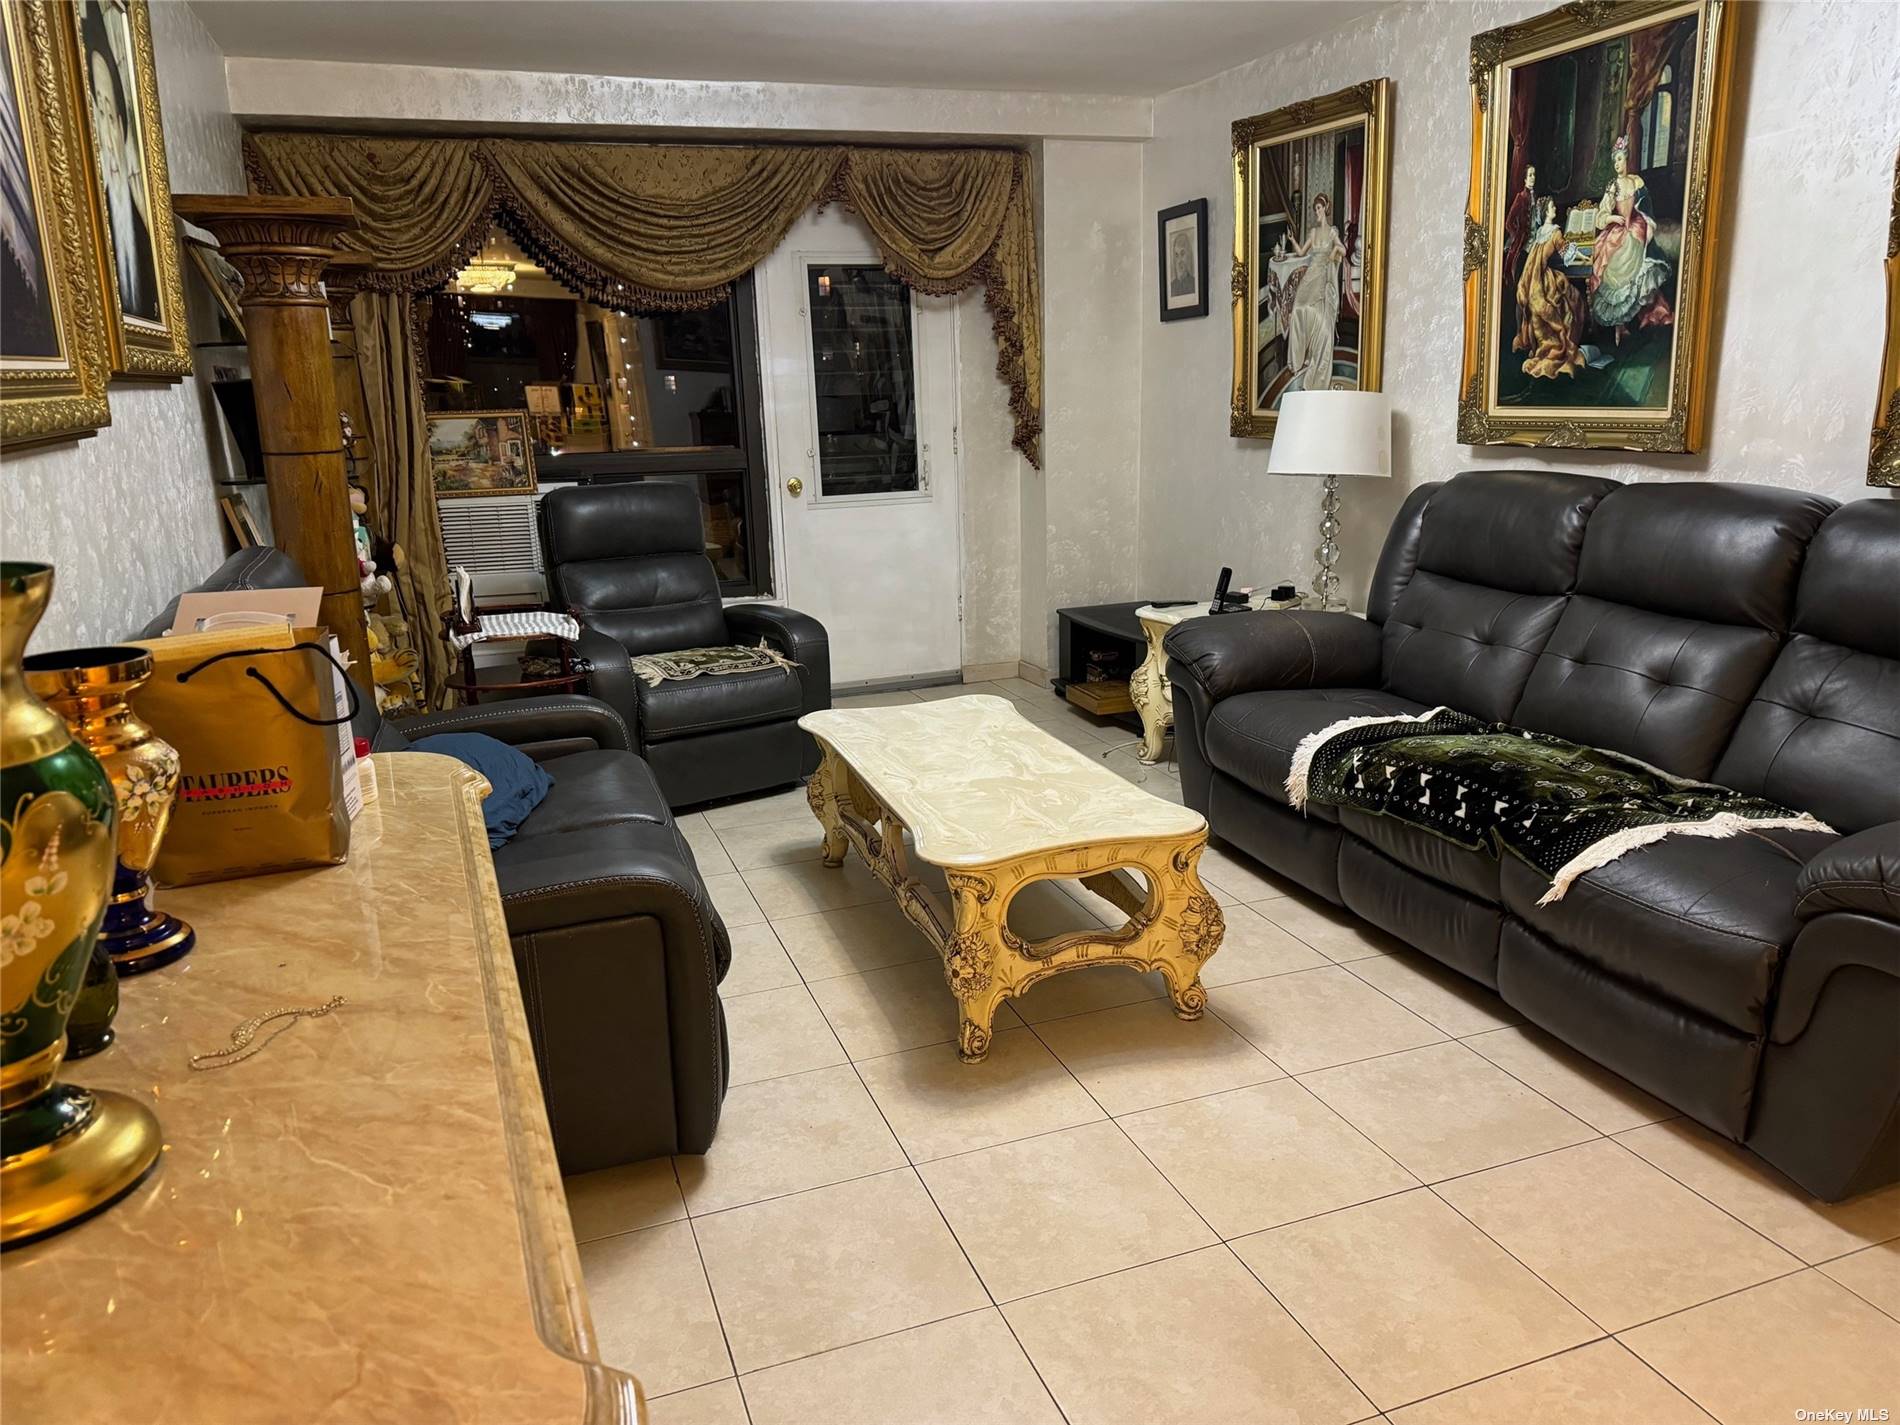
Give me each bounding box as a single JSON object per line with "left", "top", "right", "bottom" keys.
{"left": 566, "top": 680, "right": 1900, "bottom": 1425}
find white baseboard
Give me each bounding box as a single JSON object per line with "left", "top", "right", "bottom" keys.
{"left": 1016, "top": 661, "right": 1049, "bottom": 686}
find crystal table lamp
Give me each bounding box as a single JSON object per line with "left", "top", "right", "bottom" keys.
{"left": 1266, "top": 390, "right": 1392, "bottom": 612}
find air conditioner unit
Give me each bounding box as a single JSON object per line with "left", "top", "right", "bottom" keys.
{"left": 436, "top": 491, "right": 547, "bottom": 604}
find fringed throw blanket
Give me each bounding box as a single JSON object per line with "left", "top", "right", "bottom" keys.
{"left": 1286, "top": 708, "right": 1830, "bottom": 904}
{"left": 629, "top": 640, "right": 798, "bottom": 688}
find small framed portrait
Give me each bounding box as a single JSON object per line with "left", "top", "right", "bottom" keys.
{"left": 1157, "top": 198, "right": 1209, "bottom": 322}
{"left": 72, "top": 0, "right": 190, "bottom": 379}
{"left": 1, "top": 0, "right": 112, "bottom": 447}
{"left": 427, "top": 410, "right": 539, "bottom": 498}
{"left": 1459, "top": 0, "right": 1738, "bottom": 452}
{"left": 1231, "top": 79, "right": 1392, "bottom": 439}
{"left": 183, "top": 234, "right": 245, "bottom": 341}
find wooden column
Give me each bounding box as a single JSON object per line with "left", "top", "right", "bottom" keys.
{"left": 173, "top": 196, "right": 370, "bottom": 677}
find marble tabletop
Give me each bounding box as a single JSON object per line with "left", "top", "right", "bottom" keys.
{"left": 799, "top": 694, "right": 1205, "bottom": 867}
{"left": 0, "top": 753, "right": 639, "bottom": 1424}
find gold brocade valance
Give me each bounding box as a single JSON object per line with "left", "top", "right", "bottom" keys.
{"left": 243, "top": 132, "right": 1043, "bottom": 464}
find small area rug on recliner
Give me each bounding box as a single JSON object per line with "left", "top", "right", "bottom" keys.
{"left": 1286, "top": 707, "right": 1831, "bottom": 903}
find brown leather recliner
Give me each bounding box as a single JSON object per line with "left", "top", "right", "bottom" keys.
{"left": 1165, "top": 472, "right": 1900, "bottom": 1202}
{"left": 538, "top": 481, "right": 831, "bottom": 809}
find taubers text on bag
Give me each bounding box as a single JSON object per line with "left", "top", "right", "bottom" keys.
{"left": 132, "top": 625, "right": 355, "bottom": 885}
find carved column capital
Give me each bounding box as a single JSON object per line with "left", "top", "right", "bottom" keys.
{"left": 172, "top": 195, "right": 357, "bottom": 309}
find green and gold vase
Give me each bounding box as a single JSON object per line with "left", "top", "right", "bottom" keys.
{"left": 25, "top": 646, "right": 195, "bottom": 979}
{"left": 1, "top": 563, "right": 161, "bottom": 1247}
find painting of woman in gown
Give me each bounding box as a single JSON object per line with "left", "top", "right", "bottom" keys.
{"left": 1513, "top": 198, "right": 1586, "bottom": 379}
{"left": 1284, "top": 194, "right": 1346, "bottom": 393}
{"left": 1231, "top": 79, "right": 1390, "bottom": 439}
{"left": 1589, "top": 136, "right": 1674, "bottom": 342}
{"left": 1460, "top": 0, "right": 1733, "bottom": 452}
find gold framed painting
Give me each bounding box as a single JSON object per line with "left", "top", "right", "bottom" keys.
{"left": 1870, "top": 147, "right": 1898, "bottom": 487}
{"left": 1458, "top": 0, "right": 1738, "bottom": 452}
{"left": 1, "top": 0, "right": 111, "bottom": 447}
{"left": 1231, "top": 78, "right": 1391, "bottom": 439}
{"left": 427, "top": 410, "right": 539, "bottom": 498}
{"left": 71, "top": 0, "right": 190, "bottom": 379}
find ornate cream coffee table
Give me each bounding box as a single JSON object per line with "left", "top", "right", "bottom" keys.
{"left": 798, "top": 695, "right": 1225, "bottom": 1061}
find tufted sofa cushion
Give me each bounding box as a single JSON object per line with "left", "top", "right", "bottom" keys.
{"left": 1511, "top": 482, "right": 1836, "bottom": 780}
{"left": 1379, "top": 470, "right": 1618, "bottom": 721}
{"left": 1715, "top": 499, "right": 1900, "bottom": 831}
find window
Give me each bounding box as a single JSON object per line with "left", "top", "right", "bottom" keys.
{"left": 1640, "top": 64, "right": 1675, "bottom": 171}
{"left": 805, "top": 264, "right": 919, "bottom": 497}
{"left": 422, "top": 229, "right": 772, "bottom": 595}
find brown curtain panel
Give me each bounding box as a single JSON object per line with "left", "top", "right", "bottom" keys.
{"left": 246, "top": 131, "right": 1043, "bottom": 705}
{"left": 247, "top": 131, "right": 1041, "bottom": 459}
{"left": 352, "top": 289, "right": 453, "bottom": 704}
{"left": 837, "top": 148, "right": 1041, "bottom": 454}
{"left": 482, "top": 141, "right": 843, "bottom": 308}
{"left": 247, "top": 134, "right": 495, "bottom": 289}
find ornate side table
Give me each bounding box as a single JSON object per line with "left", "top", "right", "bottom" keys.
{"left": 1131, "top": 601, "right": 1221, "bottom": 765}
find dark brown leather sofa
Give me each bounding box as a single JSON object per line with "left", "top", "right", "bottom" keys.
{"left": 1165, "top": 472, "right": 1900, "bottom": 1201}
{"left": 141, "top": 549, "right": 732, "bottom": 1174}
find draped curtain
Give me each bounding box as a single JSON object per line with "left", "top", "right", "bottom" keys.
{"left": 246, "top": 132, "right": 1042, "bottom": 705}
{"left": 351, "top": 290, "right": 452, "bottom": 702}
{"left": 1622, "top": 25, "right": 1676, "bottom": 155}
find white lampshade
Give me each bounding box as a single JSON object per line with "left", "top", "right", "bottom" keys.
{"left": 1266, "top": 390, "right": 1392, "bottom": 478}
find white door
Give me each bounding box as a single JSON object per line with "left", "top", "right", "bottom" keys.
{"left": 757, "top": 208, "right": 962, "bottom": 687}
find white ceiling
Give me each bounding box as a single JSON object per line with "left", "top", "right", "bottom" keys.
{"left": 193, "top": 0, "right": 1384, "bottom": 98}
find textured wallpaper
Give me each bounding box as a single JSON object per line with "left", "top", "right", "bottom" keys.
{"left": 0, "top": 0, "right": 242, "bottom": 649}
{"left": 1035, "top": 139, "right": 1146, "bottom": 667}
{"left": 953, "top": 291, "right": 1023, "bottom": 672}
{"left": 1137, "top": 0, "right": 1900, "bottom": 608}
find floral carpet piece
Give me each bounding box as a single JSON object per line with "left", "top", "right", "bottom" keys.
{"left": 629, "top": 640, "right": 797, "bottom": 688}
{"left": 1286, "top": 707, "right": 1830, "bottom": 903}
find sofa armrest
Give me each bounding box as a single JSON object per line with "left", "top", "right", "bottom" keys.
{"left": 392, "top": 693, "right": 633, "bottom": 759}
{"left": 1795, "top": 821, "right": 1900, "bottom": 922}
{"left": 1162, "top": 610, "right": 1382, "bottom": 702}
{"left": 571, "top": 623, "right": 639, "bottom": 740}
{"left": 726, "top": 602, "right": 831, "bottom": 714}
{"left": 493, "top": 817, "right": 731, "bottom": 1163}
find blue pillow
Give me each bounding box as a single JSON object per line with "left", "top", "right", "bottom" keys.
{"left": 410, "top": 733, "right": 554, "bottom": 848}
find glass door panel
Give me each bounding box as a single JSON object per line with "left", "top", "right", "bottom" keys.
{"left": 804, "top": 264, "right": 919, "bottom": 497}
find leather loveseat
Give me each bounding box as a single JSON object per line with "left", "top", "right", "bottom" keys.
{"left": 140, "top": 549, "right": 732, "bottom": 1174}
{"left": 1165, "top": 472, "right": 1900, "bottom": 1202}
{"left": 539, "top": 481, "right": 830, "bottom": 808}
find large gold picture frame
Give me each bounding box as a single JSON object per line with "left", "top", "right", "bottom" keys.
{"left": 1870, "top": 148, "right": 1899, "bottom": 487}
{"left": 1231, "top": 78, "right": 1391, "bottom": 440}
{"left": 1458, "top": 0, "right": 1737, "bottom": 453}
{"left": 71, "top": 0, "right": 189, "bottom": 379}
{"left": 0, "top": 0, "right": 112, "bottom": 447}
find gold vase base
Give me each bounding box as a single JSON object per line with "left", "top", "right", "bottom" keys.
{"left": 1, "top": 1086, "right": 161, "bottom": 1248}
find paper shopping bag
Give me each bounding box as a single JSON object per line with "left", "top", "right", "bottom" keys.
{"left": 132, "top": 625, "right": 355, "bottom": 885}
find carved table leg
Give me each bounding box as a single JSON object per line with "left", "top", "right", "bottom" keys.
{"left": 806, "top": 749, "right": 848, "bottom": 868}
{"left": 1151, "top": 838, "right": 1224, "bottom": 1020}
{"left": 943, "top": 870, "right": 1009, "bottom": 1063}
{"left": 1130, "top": 613, "right": 1174, "bottom": 766}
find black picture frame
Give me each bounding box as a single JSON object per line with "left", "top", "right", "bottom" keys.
{"left": 1156, "top": 197, "right": 1209, "bottom": 322}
